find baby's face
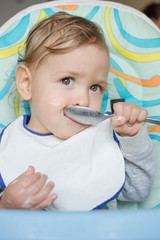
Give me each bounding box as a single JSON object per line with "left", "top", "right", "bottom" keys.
{"left": 27, "top": 44, "right": 109, "bottom": 139}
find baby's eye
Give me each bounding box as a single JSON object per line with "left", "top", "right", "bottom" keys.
{"left": 61, "top": 77, "right": 73, "bottom": 86}
{"left": 90, "top": 84, "right": 100, "bottom": 92}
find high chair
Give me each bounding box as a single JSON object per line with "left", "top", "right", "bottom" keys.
{"left": 0, "top": 0, "right": 160, "bottom": 239}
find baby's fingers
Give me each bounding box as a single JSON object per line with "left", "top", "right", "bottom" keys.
{"left": 110, "top": 115, "right": 126, "bottom": 129}
{"left": 26, "top": 174, "right": 48, "bottom": 195}
{"left": 24, "top": 166, "right": 35, "bottom": 176}
{"left": 12, "top": 167, "right": 42, "bottom": 189}
{"left": 137, "top": 108, "right": 148, "bottom": 122}
{"left": 8, "top": 166, "right": 38, "bottom": 188}
{"left": 33, "top": 193, "right": 58, "bottom": 210}
{"left": 28, "top": 181, "right": 56, "bottom": 209}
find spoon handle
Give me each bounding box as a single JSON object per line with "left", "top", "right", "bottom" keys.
{"left": 106, "top": 115, "right": 160, "bottom": 125}
{"left": 145, "top": 118, "right": 160, "bottom": 125}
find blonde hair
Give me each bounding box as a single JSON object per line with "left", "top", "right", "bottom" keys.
{"left": 19, "top": 12, "right": 109, "bottom": 67}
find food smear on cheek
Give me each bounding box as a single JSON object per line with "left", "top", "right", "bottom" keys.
{"left": 48, "top": 101, "right": 60, "bottom": 107}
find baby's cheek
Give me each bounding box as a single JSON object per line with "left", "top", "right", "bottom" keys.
{"left": 90, "top": 94, "right": 103, "bottom": 110}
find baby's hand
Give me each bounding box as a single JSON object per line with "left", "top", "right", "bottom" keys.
{"left": 0, "top": 166, "right": 57, "bottom": 210}
{"left": 110, "top": 102, "right": 148, "bottom": 137}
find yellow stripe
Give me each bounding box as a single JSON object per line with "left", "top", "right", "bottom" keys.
{"left": 119, "top": 76, "right": 126, "bottom": 87}
{"left": 0, "top": 10, "right": 46, "bottom": 59}
{"left": 105, "top": 8, "right": 160, "bottom": 62}
{"left": 39, "top": 9, "right": 46, "bottom": 21}
{"left": 0, "top": 40, "right": 26, "bottom": 59}
{"left": 15, "top": 91, "right": 20, "bottom": 118}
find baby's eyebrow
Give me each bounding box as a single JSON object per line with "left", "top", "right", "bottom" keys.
{"left": 57, "top": 71, "right": 82, "bottom": 77}
{"left": 96, "top": 80, "right": 107, "bottom": 88}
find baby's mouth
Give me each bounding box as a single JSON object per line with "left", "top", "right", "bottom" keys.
{"left": 63, "top": 108, "right": 82, "bottom": 126}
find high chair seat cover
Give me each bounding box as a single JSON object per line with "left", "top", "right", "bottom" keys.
{"left": 0, "top": 0, "right": 160, "bottom": 209}
{"left": 0, "top": 116, "right": 125, "bottom": 211}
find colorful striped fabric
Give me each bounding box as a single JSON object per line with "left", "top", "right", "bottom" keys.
{"left": 0, "top": 0, "right": 160, "bottom": 209}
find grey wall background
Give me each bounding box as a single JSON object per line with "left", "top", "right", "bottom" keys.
{"left": 0, "top": 0, "right": 159, "bottom": 27}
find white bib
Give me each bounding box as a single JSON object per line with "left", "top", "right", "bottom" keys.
{"left": 0, "top": 116, "right": 125, "bottom": 211}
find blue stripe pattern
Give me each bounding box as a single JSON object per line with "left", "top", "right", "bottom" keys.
{"left": 86, "top": 6, "right": 100, "bottom": 20}
{"left": 0, "top": 123, "right": 5, "bottom": 129}
{"left": 0, "top": 15, "right": 30, "bottom": 48}
{"left": 149, "top": 134, "right": 160, "bottom": 141}
{"left": 43, "top": 8, "right": 55, "bottom": 17}
{"left": 114, "top": 78, "right": 160, "bottom": 108}
{"left": 114, "top": 9, "right": 160, "bottom": 48}
{"left": 101, "top": 90, "right": 108, "bottom": 113}
{"left": 110, "top": 57, "right": 123, "bottom": 72}
{"left": 0, "top": 64, "right": 18, "bottom": 101}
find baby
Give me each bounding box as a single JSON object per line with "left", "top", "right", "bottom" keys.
{"left": 0, "top": 12, "right": 154, "bottom": 210}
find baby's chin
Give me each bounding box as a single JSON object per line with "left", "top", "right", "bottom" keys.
{"left": 57, "top": 125, "right": 90, "bottom": 140}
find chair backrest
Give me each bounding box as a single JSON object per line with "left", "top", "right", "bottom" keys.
{"left": 0, "top": 0, "right": 160, "bottom": 209}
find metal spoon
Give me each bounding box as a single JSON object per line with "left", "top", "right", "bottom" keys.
{"left": 64, "top": 106, "right": 160, "bottom": 125}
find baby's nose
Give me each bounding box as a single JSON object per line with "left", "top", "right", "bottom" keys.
{"left": 73, "top": 91, "right": 89, "bottom": 107}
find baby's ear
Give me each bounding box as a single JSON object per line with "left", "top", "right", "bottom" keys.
{"left": 15, "top": 64, "right": 32, "bottom": 100}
